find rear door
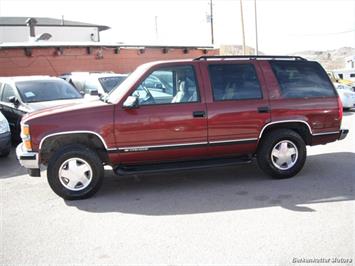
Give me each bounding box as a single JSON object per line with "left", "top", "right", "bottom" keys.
{"left": 201, "top": 60, "right": 271, "bottom": 157}
{"left": 113, "top": 64, "right": 208, "bottom": 164}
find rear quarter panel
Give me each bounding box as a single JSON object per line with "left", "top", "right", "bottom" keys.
{"left": 259, "top": 60, "right": 341, "bottom": 136}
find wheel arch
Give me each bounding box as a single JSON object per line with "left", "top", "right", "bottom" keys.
{"left": 39, "top": 131, "right": 109, "bottom": 165}
{"left": 258, "top": 120, "right": 312, "bottom": 145}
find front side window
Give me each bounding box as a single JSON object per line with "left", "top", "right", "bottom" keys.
{"left": 270, "top": 61, "right": 336, "bottom": 98}
{"left": 1, "top": 84, "right": 16, "bottom": 102}
{"left": 209, "top": 64, "right": 262, "bottom": 101}
{"left": 16, "top": 80, "right": 82, "bottom": 103}
{"left": 131, "top": 65, "right": 199, "bottom": 105}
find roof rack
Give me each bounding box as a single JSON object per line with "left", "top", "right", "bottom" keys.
{"left": 194, "top": 55, "right": 307, "bottom": 61}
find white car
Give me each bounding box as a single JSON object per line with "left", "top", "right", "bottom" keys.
{"left": 59, "top": 72, "right": 127, "bottom": 97}
{"left": 335, "top": 83, "right": 355, "bottom": 110}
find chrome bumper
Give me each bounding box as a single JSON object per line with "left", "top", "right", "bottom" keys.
{"left": 16, "top": 143, "right": 39, "bottom": 169}
{"left": 338, "top": 129, "right": 349, "bottom": 140}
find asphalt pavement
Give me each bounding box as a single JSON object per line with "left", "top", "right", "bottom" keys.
{"left": 1, "top": 112, "right": 354, "bottom": 265}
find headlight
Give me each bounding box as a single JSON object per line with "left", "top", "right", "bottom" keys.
{"left": 21, "top": 124, "right": 32, "bottom": 151}
{"left": 0, "top": 114, "right": 10, "bottom": 134}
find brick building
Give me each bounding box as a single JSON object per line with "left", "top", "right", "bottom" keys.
{"left": 0, "top": 43, "right": 218, "bottom": 76}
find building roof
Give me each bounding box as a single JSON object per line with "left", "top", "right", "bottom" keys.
{"left": 0, "top": 16, "right": 110, "bottom": 31}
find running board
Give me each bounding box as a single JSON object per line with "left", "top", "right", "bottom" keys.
{"left": 114, "top": 156, "right": 252, "bottom": 176}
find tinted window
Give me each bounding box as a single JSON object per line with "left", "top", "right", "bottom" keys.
{"left": 16, "top": 80, "right": 82, "bottom": 103}
{"left": 271, "top": 61, "right": 336, "bottom": 98}
{"left": 350, "top": 73, "right": 355, "bottom": 78}
{"left": 131, "top": 65, "right": 199, "bottom": 105}
{"left": 209, "top": 64, "right": 262, "bottom": 101}
{"left": 99, "top": 76, "right": 127, "bottom": 93}
{"left": 1, "top": 84, "right": 16, "bottom": 102}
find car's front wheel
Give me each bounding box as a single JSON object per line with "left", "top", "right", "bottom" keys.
{"left": 257, "top": 129, "right": 306, "bottom": 179}
{"left": 47, "top": 145, "right": 104, "bottom": 200}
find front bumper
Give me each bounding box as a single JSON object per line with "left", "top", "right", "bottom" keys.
{"left": 338, "top": 129, "right": 349, "bottom": 140}
{"left": 16, "top": 143, "right": 39, "bottom": 169}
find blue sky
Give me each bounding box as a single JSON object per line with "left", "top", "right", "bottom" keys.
{"left": 1, "top": 0, "right": 354, "bottom": 54}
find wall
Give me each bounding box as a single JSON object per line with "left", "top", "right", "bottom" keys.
{"left": 0, "top": 26, "right": 98, "bottom": 42}
{"left": 0, "top": 26, "right": 29, "bottom": 42}
{"left": 0, "top": 46, "right": 219, "bottom": 76}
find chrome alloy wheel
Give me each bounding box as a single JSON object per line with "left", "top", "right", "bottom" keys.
{"left": 58, "top": 158, "right": 93, "bottom": 191}
{"left": 271, "top": 140, "right": 298, "bottom": 170}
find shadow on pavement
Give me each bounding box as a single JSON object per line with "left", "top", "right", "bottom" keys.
{"left": 343, "top": 109, "right": 355, "bottom": 116}
{"left": 0, "top": 148, "right": 27, "bottom": 179}
{"left": 66, "top": 152, "right": 355, "bottom": 215}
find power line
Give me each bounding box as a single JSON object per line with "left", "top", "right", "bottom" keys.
{"left": 292, "top": 29, "right": 355, "bottom": 37}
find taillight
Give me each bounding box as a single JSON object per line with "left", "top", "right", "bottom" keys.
{"left": 338, "top": 96, "right": 343, "bottom": 125}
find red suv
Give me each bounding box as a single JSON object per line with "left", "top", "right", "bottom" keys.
{"left": 16, "top": 55, "right": 348, "bottom": 200}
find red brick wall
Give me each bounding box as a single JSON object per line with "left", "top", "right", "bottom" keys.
{"left": 0, "top": 47, "right": 219, "bottom": 76}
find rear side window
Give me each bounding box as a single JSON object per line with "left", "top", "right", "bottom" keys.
{"left": 209, "top": 64, "right": 262, "bottom": 101}
{"left": 270, "top": 61, "right": 335, "bottom": 98}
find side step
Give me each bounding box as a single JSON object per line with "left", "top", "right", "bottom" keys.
{"left": 114, "top": 156, "right": 252, "bottom": 176}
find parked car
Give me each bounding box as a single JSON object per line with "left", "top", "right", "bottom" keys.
{"left": 0, "top": 111, "right": 11, "bottom": 157}
{"left": 0, "top": 76, "right": 85, "bottom": 142}
{"left": 334, "top": 83, "right": 355, "bottom": 110}
{"left": 59, "top": 72, "right": 128, "bottom": 97}
{"left": 327, "top": 71, "right": 355, "bottom": 92}
{"left": 17, "top": 55, "right": 348, "bottom": 200}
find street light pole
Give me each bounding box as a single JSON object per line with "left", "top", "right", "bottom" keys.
{"left": 254, "top": 0, "right": 259, "bottom": 55}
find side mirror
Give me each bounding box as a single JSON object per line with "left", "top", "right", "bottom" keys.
{"left": 8, "top": 96, "right": 19, "bottom": 106}
{"left": 123, "top": 96, "right": 139, "bottom": 109}
{"left": 89, "top": 90, "right": 99, "bottom": 96}
{"left": 155, "top": 83, "right": 163, "bottom": 89}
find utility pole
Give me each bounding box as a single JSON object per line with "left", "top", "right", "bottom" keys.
{"left": 254, "top": 0, "right": 259, "bottom": 55}
{"left": 210, "top": 0, "right": 214, "bottom": 45}
{"left": 240, "top": 0, "right": 246, "bottom": 55}
{"left": 154, "top": 16, "right": 159, "bottom": 41}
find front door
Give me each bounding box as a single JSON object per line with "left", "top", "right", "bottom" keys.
{"left": 113, "top": 64, "right": 208, "bottom": 164}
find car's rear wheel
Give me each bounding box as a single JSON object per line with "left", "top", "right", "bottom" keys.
{"left": 47, "top": 144, "right": 104, "bottom": 200}
{"left": 257, "top": 129, "right": 306, "bottom": 179}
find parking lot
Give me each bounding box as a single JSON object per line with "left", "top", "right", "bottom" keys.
{"left": 1, "top": 112, "right": 354, "bottom": 265}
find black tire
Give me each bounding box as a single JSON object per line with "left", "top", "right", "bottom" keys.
{"left": 257, "top": 129, "right": 306, "bottom": 179}
{"left": 47, "top": 144, "right": 104, "bottom": 200}
{"left": 0, "top": 147, "right": 10, "bottom": 157}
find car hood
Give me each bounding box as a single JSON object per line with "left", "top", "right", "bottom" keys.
{"left": 27, "top": 98, "right": 87, "bottom": 111}
{"left": 22, "top": 98, "right": 109, "bottom": 123}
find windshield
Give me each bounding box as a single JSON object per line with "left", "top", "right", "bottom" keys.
{"left": 16, "top": 79, "right": 82, "bottom": 103}
{"left": 98, "top": 76, "right": 127, "bottom": 93}
{"left": 107, "top": 65, "right": 148, "bottom": 104}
